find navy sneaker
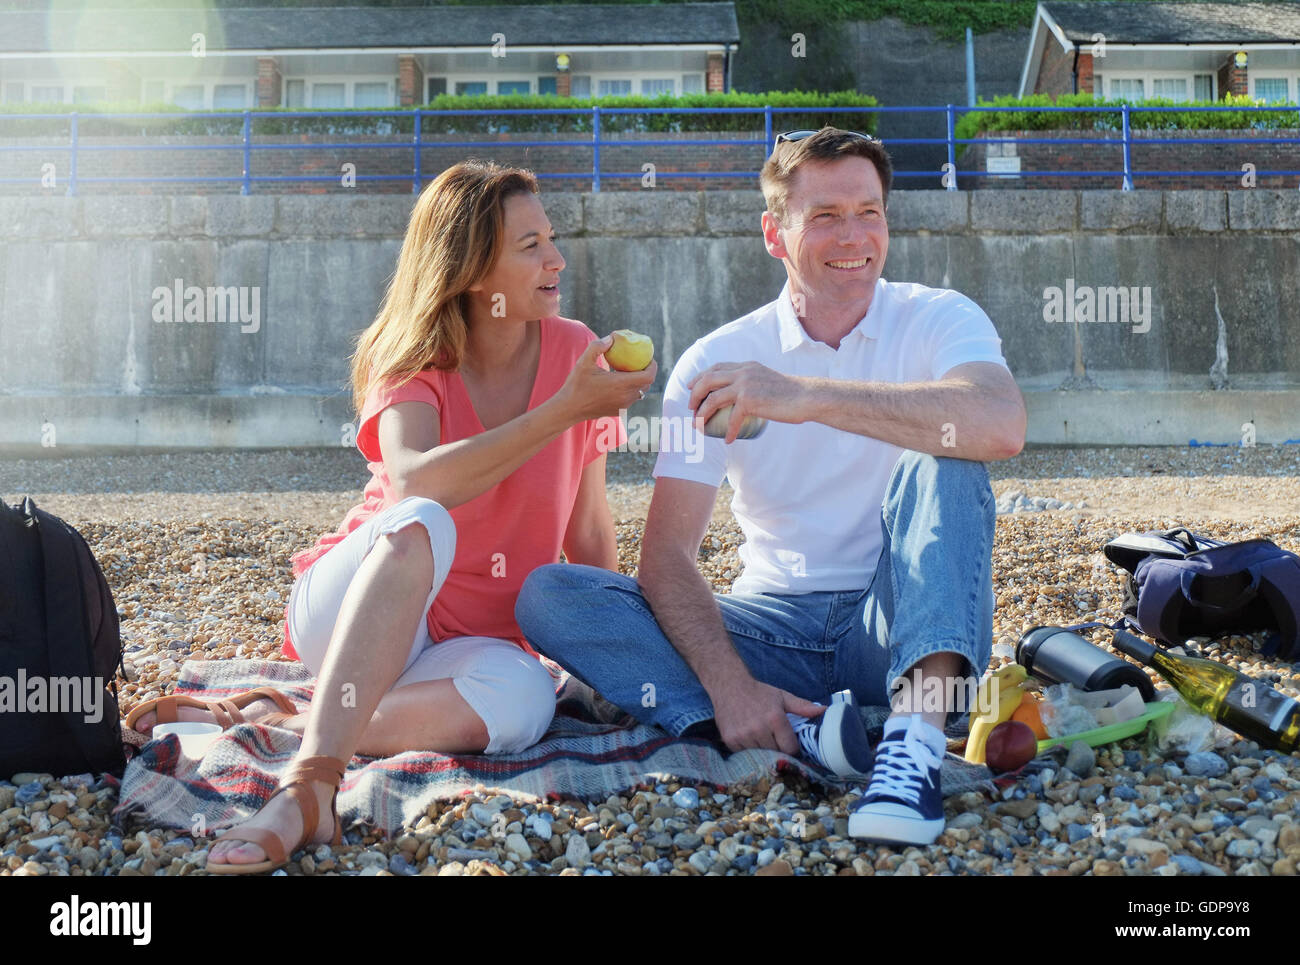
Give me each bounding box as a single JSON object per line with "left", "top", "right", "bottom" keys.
{"left": 786, "top": 690, "right": 874, "bottom": 778}
{"left": 848, "top": 714, "right": 946, "bottom": 845}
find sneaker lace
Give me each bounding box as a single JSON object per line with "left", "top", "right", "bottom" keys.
{"left": 789, "top": 716, "right": 821, "bottom": 762}
{"left": 868, "top": 719, "right": 942, "bottom": 806}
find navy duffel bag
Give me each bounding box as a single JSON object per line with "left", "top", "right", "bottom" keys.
{"left": 1103, "top": 527, "right": 1300, "bottom": 660}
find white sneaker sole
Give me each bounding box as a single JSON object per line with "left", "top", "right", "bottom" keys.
{"left": 816, "top": 701, "right": 874, "bottom": 778}
{"left": 847, "top": 810, "right": 944, "bottom": 845}
{"left": 818, "top": 702, "right": 855, "bottom": 776}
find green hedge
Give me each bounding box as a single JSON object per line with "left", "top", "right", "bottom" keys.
{"left": 955, "top": 93, "right": 1300, "bottom": 141}
{"left": 0, "top": 91, "right": 879, "bottom": 138}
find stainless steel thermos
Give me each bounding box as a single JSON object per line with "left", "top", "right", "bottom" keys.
{"left": 1016, "top": 625, "right": 1156, "bottom": 701}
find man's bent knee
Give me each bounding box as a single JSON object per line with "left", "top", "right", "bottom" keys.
{"left": 516, "top": 563, "right": 605, "bottom": 635}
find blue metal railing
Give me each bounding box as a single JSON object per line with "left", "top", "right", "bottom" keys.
{"left": 1, "top": 103, "right": 1299, "bottom": 195}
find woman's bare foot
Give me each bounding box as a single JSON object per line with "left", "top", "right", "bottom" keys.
{"left": 208, "top": 778, "right": 338, "bottom": 869}
{"left": 130, "top": 695, "right": 286, "bottom": 734}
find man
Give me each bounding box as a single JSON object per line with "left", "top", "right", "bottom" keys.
{"left": 517, "top": 127, "right": 1026, "bottom": 846}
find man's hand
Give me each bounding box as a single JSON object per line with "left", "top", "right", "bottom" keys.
{"left": 709, "top": 674, "right": 826, "bottom": 755}
{"left": 687, "top": 362, "right": 808, "bottom": 442}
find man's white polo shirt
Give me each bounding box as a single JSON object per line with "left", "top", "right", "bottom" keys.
{"left": 653, "top": 277, "right": 1010, "bottom": 596}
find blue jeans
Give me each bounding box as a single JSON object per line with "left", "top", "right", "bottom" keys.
{"left": 515, "top": 451, "right": 995, "bottom": 737}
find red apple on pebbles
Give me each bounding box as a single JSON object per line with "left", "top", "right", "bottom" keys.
{"left": 984, "top": 720, "right": 1038, "bottom": 773}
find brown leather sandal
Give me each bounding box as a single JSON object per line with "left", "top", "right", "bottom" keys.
{"left": 124, "top": 686, "right": 298, "bottom": 734}
{"left": 206, "top": 754, "right": 347, "bottom": 875}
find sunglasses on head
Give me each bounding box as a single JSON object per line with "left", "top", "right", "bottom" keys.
{"left": 772, "top": 129, "right": 878, "bottom": 154}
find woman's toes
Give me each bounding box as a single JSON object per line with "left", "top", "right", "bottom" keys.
{"left": 211, "top": 838, "right": 263, "bottom": 865}
{"left": 227, "top": 842, "right": 265, "bottom": 865}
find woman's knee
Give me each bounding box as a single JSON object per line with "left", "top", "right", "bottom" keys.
{"left": 374, "top": 498, "right": 456, "bottom": 573}
{"left": 462, "top": 652, "right": 557, "bottom": 755}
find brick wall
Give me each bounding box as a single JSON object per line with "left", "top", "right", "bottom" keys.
{"left": 707, "top": 52, "right": 724, "bottom": 93}
{"left": 398, "top": 56, "right": 424, "bottom": 108}
{"left": 6, "top": 126, "right": 1287, "bottom": 195}
{"left": 1076, "top": 52, "right": 1093, "bottom": 95}
{"left": 1228, "top": 64, "right": 1249, "bottom": 97}
{"left": 962, "top": 128, "right": 1300, "bottom": 189}
{"left": 0, "top": 130, "right": 767, "bottom": 194}
{"left": 256, "top": 58, "right": 282, "bottom": 108}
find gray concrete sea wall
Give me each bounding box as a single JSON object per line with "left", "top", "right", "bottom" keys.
{"left": 2, "top": 189, "right": 1297, "bottom": 450}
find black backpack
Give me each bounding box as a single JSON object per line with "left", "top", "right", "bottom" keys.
{"left": 0, "top": 496, "right": 127, "bottom": 778}
{"left": 1103, "top": 527, "right": 1300, "bottom": 661}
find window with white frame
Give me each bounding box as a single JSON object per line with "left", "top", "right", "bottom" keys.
{"left": 30, "top": 85, "right": 63, "bottom": 103}
{"left": 353, "top": 82, "right": 391, "bottom": 107}
{"left": 641, "top": 78, "right": 674, "bottom": 96}
{"left": 72, "top": 85, "right": 106, "bottom": 104}
{"left": 1151, "top": 77, "right": 1189, "bottom": 101}
{"left": 1254, "top": 77, "right": 1290, "bottom": 104}
{"left": 311, "top": 83, "right": 345, "bottom": 108}
{"left": 455, "top": 81, "right": 487, "bottom": 95}
{"left": 570, "top": 75, "right": 591, "bottom": 98}
{"left": 143, "top": 80, "right": 165, "bottom": 103}
{"left": 597, "top": 79, "right": 632, "bottom": 97}
{"left": 4, "top": 82, "right": 23, "bottom": 103}
{"left": 497, "top": 80, "right": 530, "bottom": 95}
{"left": 682, "top": 73, "right": 704, "bottom": 94}
{"left": 213, "top": 84, "right": 248, "bottom": 109}
{"left": 1105, "top": 73, "right": 1215, "bottom": 102}
{"left": 285, "top": 79, "right": 305, "bottom": 108}
{"left": 1108, "top": 78, "right": 1144, "bottom": 100}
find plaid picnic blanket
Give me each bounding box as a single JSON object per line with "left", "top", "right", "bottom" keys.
{"left": 113, "top": 659, "right": 994, "bottom": 834}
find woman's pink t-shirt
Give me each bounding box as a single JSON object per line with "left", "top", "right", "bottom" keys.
{"left": 282, "top": 315, "right": 625, "bottom": 659}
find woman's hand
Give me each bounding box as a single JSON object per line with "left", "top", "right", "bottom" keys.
{"left": 555, "top": 335, "right": 658, "bottom": 425}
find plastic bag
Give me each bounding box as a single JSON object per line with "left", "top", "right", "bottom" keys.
{"left": 1039, "top": 683, "right": 1101, "bottom": 738}
{"left": 1151, "top": 689, "right": 1213, "bottom": 753}
{"left": 1150, "top": 688, "right": 1234, "bottom": 753}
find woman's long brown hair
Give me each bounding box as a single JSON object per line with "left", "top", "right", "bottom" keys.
{"left": 348, "top": 160, "right": 540, "bottom": 417}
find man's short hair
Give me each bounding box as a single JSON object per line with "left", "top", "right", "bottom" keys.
{"left": 760, "top": 127, "right": 894, "bottom": 225}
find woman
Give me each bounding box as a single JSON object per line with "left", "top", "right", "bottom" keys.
{"left": 130, "top": 160, "right": 655, "bottom": 873}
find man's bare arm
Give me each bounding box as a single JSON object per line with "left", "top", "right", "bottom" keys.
{"left": 689, "top": 361, "right": 1026, "bottom": 461}
{"left": 797, "top": 362, "right": 1025, "bottom": 459}
{"left": 638, "top": 477, "right": 823, "bottom": 754}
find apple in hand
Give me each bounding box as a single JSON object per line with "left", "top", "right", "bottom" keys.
{"left": 604, "top": 330, "right": 654, "bottom": 372}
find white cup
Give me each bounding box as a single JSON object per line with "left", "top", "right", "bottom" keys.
{"left": 152, "top": 721, "right": 222, "bottom": 758}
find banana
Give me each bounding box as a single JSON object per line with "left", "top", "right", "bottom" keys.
{"left": 964, "top": 664, "right": 1030, "bottom": 764}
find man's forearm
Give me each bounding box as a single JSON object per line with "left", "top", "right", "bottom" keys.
{"left": 795, "top": 376, "right": 1024, "bottom": 460}
{"left": 638, "top": 550, "right": 749, "bottom": 695}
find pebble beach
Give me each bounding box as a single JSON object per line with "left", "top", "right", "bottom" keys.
{"left": 4, "top": 444, "right": 1300, "bottom": 877}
